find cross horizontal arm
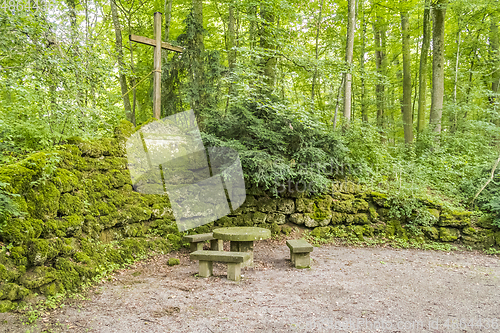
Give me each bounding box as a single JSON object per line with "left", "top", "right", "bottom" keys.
{"left": 129, "top": 34, "right": 183, "bottom": 53}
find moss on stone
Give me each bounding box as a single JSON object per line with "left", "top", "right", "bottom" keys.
{"left": 267, "top": 213, "right": 286, "bottom": 225}
{"left": 461, "top": 227, "right": 495, "bottom": 248}
{"left": 311, "top": 226, "right": 331, "bottom": 239}
{"left": 0, "top": 218, "right": 43, "bottom": 245}
{"left": 276, "top": 199, "right": 295, "bottom": 214}
{"left": 167, "top": 258, "right": 180, "bottom": 266}
{"left": 52, "top": 168, "right": 79, "bottom": 193}
{"left": 477, "top": 215, "right": 496, "bottom": 229}
{"left": 439, "top": 227, "right": 460, "bottom": 242}
{"left": 281, "top": 225, "right": 292, "bottom": 236}
{"left": 58, "top": 193, "right": 84, "bottom": 216}
{"left": 0, "top": 300, "right": 15, "bottom": 312}
{"left": 295, "top": 198, "right": 315, "bottom": 213}
{"left": 422, "top": 226, "right": 439, "bottom": 240}
{"left": 385, "top": 220, "right": 408, "bottom": 240}
{"left": 330, "top": 212, "right": 347, "bottom": 225}
{"left": 439, "top": 210, "right": 471, "bottom": 228}
{"left": 257, "top": 197, "right": 277, "bottom": 213}
{"left": 26, "top": 181, "right": 61, "bottom": 220}
{"left": 19, "top": 266, "right": 57, "bottom": 289}
{"left": 252, "top": 211, "right": 267, "bottom": 224}
{"left": 28, "top": 238, "right": 62, "bottom": 266}
{"left": 370, "top": 192, "right": 389, "bottom": 207}
{"left": 352, "top": 213, "right": 370, "bottom": 225}
{"left": 0, "top": 283, "right": 29, "bottom": 301}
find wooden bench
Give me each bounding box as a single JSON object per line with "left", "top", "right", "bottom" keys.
{"left": 190, "top": 250, "right": 250, "bottom": 281}
{"left": 286, "top": 239, "right": 313, "bottom": 268}
{"left": 183, "top": 233, "right": 223, "bottom": 252}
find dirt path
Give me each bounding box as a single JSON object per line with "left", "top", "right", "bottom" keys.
{"left": 1, "top": 239, "right": 500, "bottom": 332}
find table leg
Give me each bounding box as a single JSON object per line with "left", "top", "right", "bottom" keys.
{"left": 230, "top": 241, "right": 254, "bottom": 267}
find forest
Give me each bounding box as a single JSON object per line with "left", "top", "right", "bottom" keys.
{"left": 0, "top": 0, "right": 499, "bottom": 227}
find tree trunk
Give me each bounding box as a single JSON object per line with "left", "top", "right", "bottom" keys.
{"left": 360, "top": 0, "right": 368, "bottom": 122}
{"left": 343, "top": 0, "right": 356, "bottom": 124}
{"left": 417, "top": 0, "right": 431, "bottom": 134}
{"left": 490, "top": 8, "right": 499, "bottom": 101}
{"left": 110, "top": 0, "right": 133, "bottom": 124}
{"left": 260, "top": 3, "right": 276, "bottom": 93}
{"left": 401, "top": 6, "right": 413, "bottom": 144}
{"left": 429, "top": 0, "right": 447, "bottom": 133}
{"left": 191, "top": 0, "right": 205, "bottom": 117}
{"left": 228, "top": 0, "right": 236, "bottom": 70}
{"left": 311, "top": 0, "right": 325, "bottom": 102}
{"left": 373, "top": 4, "right": 387, "bottom": 140}
{"left": 164, "top": 0, "right": 173, "bottom": 41}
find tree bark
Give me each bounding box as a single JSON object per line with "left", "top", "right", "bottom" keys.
{"left": 360, "top": 0, "right": 368, "bottom": 122}
{"left": 191, "top": 0, "right": 205, "bottom": 117}
{"left": 164, "top": 0, "right": 173, "bottom": 42}
{"left": 429, "top": 0, "right": 447, "bottom": 133}
{"left": 490, "top": 8, "right": 499, "bottom": 101}
{"left": 260, "top": 3, "right": 276, "bottom": 92}
{"left": 110, "top": 0, "right": 133, "bottom": 124}
{"left": 417, "top": 0, "right": 431, "bottom": 134}
{"left": 373, "top": 3, "right": 387, "bottom": 140}
{"left": 343, "top": 0, "right": 356, "bottom": 124}
{"left": 401, "top": 6, "right": 413, "bottom": 144}
{"left": 228, "top": 0, "right": 237, "bottom": 70}
{"left": 311, "top": 0, "right": 324, "bottom": 102}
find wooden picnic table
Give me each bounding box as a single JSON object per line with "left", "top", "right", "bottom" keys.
{"left": 212, "top": 227, "right": 271, "bottom": 267}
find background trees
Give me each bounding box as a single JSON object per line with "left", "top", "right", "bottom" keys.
{"left": 0, "top": 0, "right": 499, "bottom": 212}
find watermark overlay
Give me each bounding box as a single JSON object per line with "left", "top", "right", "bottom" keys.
{"left": 291, "top": 317, "right": 499, "bottom": 331}
{"left": 0, "top": 0, "right": 54, "bottom": 14}
{"left": 125, "top": 110, "right": 245, "bottom": 232}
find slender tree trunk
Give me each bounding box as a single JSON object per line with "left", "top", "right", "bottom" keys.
{"left": 312, "top": 0, "right": 324, "bottom": 102}
{"left": 110, "top": 0, "right": 133, "bottom": 123}
{"left": 343, "top": 0, "right": 356, "bottom": 124}
{"left": 192, "top": 0, "right": 205, "bottom": 117}
{"left": 360, "top": 0, "right": 368, "bottom": 122}
{"left": 260, "top": 3, "right": 276, "bottom": 93}
{"left": 490, "top": 8, "right": 500, "bottom": 101}
{"left": 373, "top": 4, "right": 387, "bottom": 141}
{"left": 417, "top": 0, "right": 431, "bottom": 134}
{"left": 228, "top": 1, "right": 237, "bottom": 70}
{"left": 429, "top": 0, "right": 447, "bottom": 133}
{"left": 164, "top": 0, "right": 173, "bottom": 41}
{"left": 401, "top": 6, "right": 413, "bottom": 144}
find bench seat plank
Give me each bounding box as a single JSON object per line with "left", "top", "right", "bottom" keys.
{"left": 286, "top": 240, "right": 313, "bottom": 253}
{"left": 183, "top": 233, "right": 215, "bottom": 243}
{"left": 190, "top": 250, "right": 250, "bottom": 263}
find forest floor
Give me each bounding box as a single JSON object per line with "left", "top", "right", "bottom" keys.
{"left": 1, "top": 235, "right": 500, "bottom": 333}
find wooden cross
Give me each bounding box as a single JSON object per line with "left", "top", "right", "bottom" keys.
{"left": 129, "top": 12, "right": 183, "bottom": 120}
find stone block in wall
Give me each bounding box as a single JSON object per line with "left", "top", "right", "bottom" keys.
{"left": 352, "top": 199, "right": 369, "bottom": 212}
{"left": 276, "top": 199, "right": 295, "bottom": 214}
{"left": 252, "top": 211, "right": 267, "bottom": 224}
{"left": 476, "top": 215, "right": 496, "bottom": 229}
{"left": 331, "top": 212, "right": 348, "bottom": 225}
{"left": 19, "top": 266, "right": 57, "bottom": 290}
{"left": 461, "top": 227, "right": 495, "bottom": 248}
{"left": 267, "top": 213, "right": 286, "bottom": 225}
{"left": 235, "top": 213, "right": 254, "bottom": 226}
{"left": 151, "top": 204, "right": 174, "bottom": 219}
{"left": 438, "top": 211, "right": 471, "bottom": 228}
{"left": 422, "top": 226, "right": 439, "bottom": 240}
{"left": 385, "top": 220, "right": 407, "bottom": 239}
{"left": 257, "top": 197, "right": 277, "bottom": 213}
{"left": 289, "top": 213, "right": 305, "bottom": 225}
{"left": 332, "top": 193, "right": 355, "bottom": 201}
{"left": 352, "top": 213, "right": 370, "bottom": 225}
{"left": 370, "top": 192, "right": 389, "bottom": 207}
{"left": 304, "top": 214, "right": 330, "bottom": 228}
{"left": 295, "top": 198, "right": 315, "bottom": 213}
{"left": 332, "top": 200, "right": 354, "bottom": 214}
{"left": 439, "top": 227, "right": 460, "bottom": 242}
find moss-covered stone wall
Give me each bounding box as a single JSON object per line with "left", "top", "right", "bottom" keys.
{"left": 0, "top": 121, "right": 182, "bottom": 312}
{"left": 0, "top": 120, "right": 497, "bottom": 312}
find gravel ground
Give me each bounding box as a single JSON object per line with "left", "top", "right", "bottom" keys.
{"left": 1, "top": 238, "right": 500, "bottom": 333}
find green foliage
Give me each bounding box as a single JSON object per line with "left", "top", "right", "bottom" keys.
{"left": 0, "top": 182, "right": 23, "bottom": 232}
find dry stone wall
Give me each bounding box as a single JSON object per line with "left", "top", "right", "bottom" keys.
{"left": 0, "top": 120, "right": 497, "bottom": 312}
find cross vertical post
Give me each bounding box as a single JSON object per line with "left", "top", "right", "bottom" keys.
{"left": 153, "top": 12, "right": 162, "bottom": 120}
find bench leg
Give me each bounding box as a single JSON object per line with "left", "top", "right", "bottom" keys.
{"left": 294, "top": 253, "right": 310, "bottom": 269}
{"left": 289, "top": 249, "right": 295, "bottom": 264}
{"left": 190, "top": 242, "right": 204, "bottom": 252}
{"left": 230, "top": 241, "right": 254, "bottom": 267}
{"left": 227, "top": 263, "right": 241, "bottom": 281}
{"left": 210, "top": 239, "right": 224, "bottom": 251}
{"left": 198, "top": 260, "right": 213, "bottom": 277}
